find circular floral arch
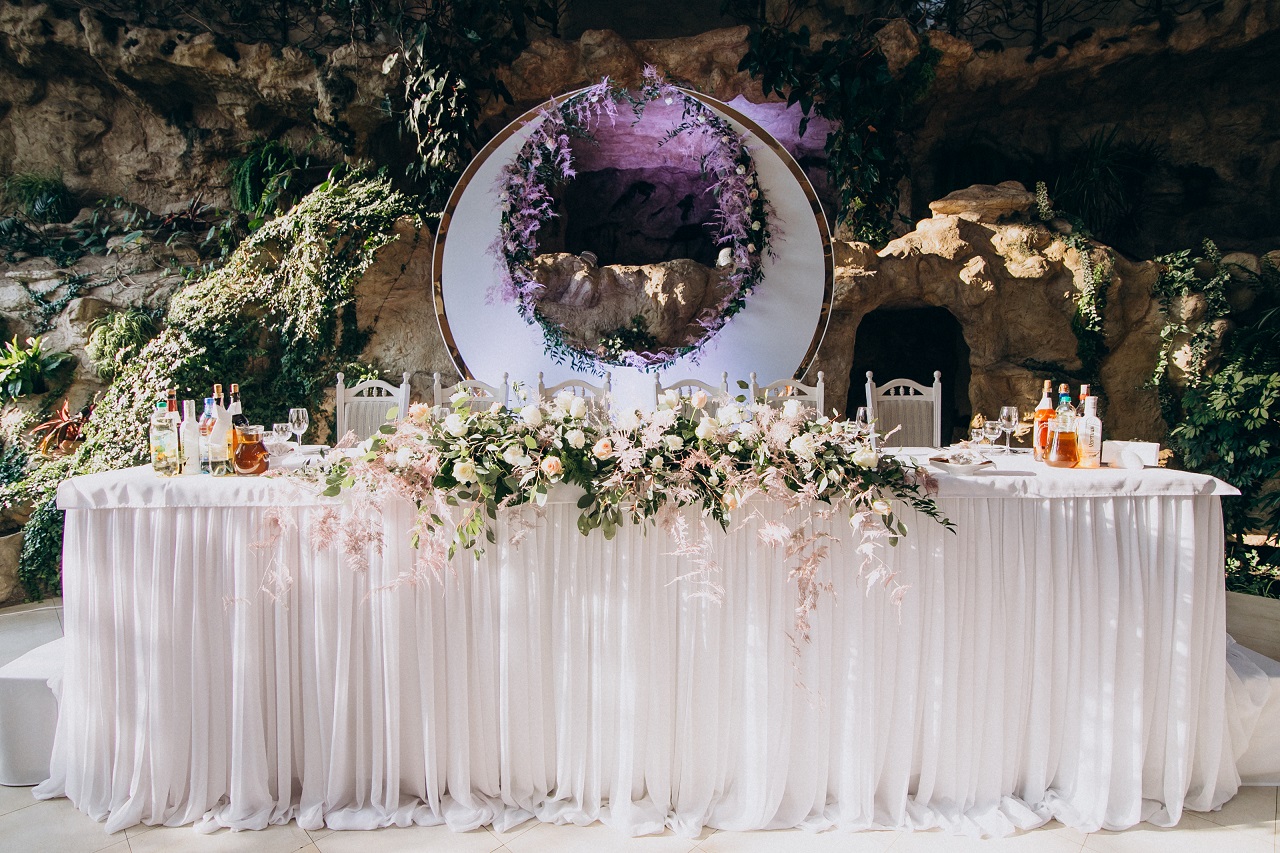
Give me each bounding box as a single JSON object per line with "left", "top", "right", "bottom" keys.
{"left": 494, "top": 68, "right": 774, "bottom": 371}
{"left": 433, "top": 77, "right": 832, "bottom": 411}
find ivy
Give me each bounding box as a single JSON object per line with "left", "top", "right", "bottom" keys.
{"left": 4, "top": 172, "right": 421, "bottom": 598}
{"left": 1150, "top": 243, "right": 1280, "bottom": 596}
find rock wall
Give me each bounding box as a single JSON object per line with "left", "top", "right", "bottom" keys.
{"left": 3, "top": 1, "right": 1276, "bottom": 254}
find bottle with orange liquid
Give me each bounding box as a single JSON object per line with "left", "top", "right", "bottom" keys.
{"left": 1046, "top": 383, "right": 1080, "bottom": 468}
{"left": 1033, "top": 380, "right": 1054, "bottom": 461}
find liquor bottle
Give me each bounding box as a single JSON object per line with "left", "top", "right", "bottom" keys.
{"left": 227, "top": 383, "right": 247, "bottom": 461}
{"left": 1032, "top": 380, "right": 1054, "bottom": 461}
{"left": 179, "top": 400, "right": 200, "bottom": 475}
{"left": 1045, "top": 383, "right": 1079, "bottom": 468}
{"left": 149, "top": 400, "right": 180, "bottom": 476}
{"left": 208, "top": 389, "right": 232, "bottom": 477}
{"left": 1076, "top": 396, "right": 1103, "bottom": 469}
{"left": 198, "top": 397, "right": 217, "bottom": 474}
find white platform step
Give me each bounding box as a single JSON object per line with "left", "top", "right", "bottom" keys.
{"left": 0, "top": 636, "right": 63, "bottom": 786}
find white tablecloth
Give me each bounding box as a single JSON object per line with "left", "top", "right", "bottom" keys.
{"left": 38, "top": 461, "right": 1247, "bottom": 838}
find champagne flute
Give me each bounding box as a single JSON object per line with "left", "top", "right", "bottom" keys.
{"left": 999, "top": 406, "right": 1019, "bottom": 453}
{"left": 288, "top": 408, "right": 309, "bottom": 446}
{"left": 983, "top": 419, "right": 1002, "bottom": 451}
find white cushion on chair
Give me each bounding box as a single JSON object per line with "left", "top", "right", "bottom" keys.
{"left": 0, "top": 636, "right": 63, "bottom": 786}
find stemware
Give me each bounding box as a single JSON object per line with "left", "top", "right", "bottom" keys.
{"left": 272, "top": 422, "right": 292, "bottom": 444}
{"left": 969, "top": 426, "right": 984, "bottom": 445}
{"left": 983, "top": 419, "right": 1002, "bottom": 450}
{"left": 854, "top": 406, "right": 871, "bottom": 437}
{"left": 288, "top": 408, "right": 309, "bottom": 445}
{"left": 999, "top": 406, "right": 1019, "bottom": 453}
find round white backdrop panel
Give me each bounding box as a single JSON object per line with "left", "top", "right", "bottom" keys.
{"left": 433, "top": 88, "right": 832, "bottom": 412}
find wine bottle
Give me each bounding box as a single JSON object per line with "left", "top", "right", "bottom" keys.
{"left": 149, "top": 401, "right": 180, "bottom": 476}
{"left": 1033, "top": 380, "right": 1053, "bottom": 461}
{"left": 227, "top": 383, "right": 247, "bottom": 460}
{"left": 1076, "top": 396, "right": 1102, "bottom": 469}
{"left": 208, "top": 388, "right": 231, "bottom": 476}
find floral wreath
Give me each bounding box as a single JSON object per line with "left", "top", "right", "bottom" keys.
{"left": 493, "top": 67, "right": 774, "bottom": 372}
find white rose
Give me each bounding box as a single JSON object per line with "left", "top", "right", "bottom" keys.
{"left": 735, "top": 165, "right": 746, "bottom": 175}
{"left": 722, "top": 491, "right": 741, "bottom": 511}
{"left": 695, "top": 417, "right": 717, "bottom": 441}
{"left": 554, "top": 392, "right": 574, "bottom": 415}
{"left": 520, "top": 405, "right": 543, "bottom": 427}
{"left": 782, "top": 399, "right": 804, "bottom": 419}
{"left": 872, "top": 499, "right": 892, "bottom": 516}
{"left": 717, "top": 405, "right": 743, "bottom": 426}
{"left": 502, "top": 446, "right": 530, "bottom": 467}
{"left": 664, "top": 435, "right": 684, "bottom": 452}
{"left": 453, "top": 459, "right": 477, "bottom": 484}
{"left": 444, "top": 413, "right": 467, "bottom": 438}
{"left": 747, "top": 243, "right": 757, "bottom": 253}
{"left": 394, "top": 447, "right": 413, "bottom": 468}
{"left": 540, "top": 455, "right": 564, "bottom": 480}
{"left": 738, "top": 422, "right": 760, "bottom": 441}
{"left": 728, "top": 440, "right": 741, "bottom": 453}
{"left": 658, "top": 389, "right": 680, "bottom": 411}
{"left": 450, "top": 389, "right": 469, "bottom": 405}
{"left": 751, "top": 221, "right": 761, "bottom": 231}
{"left": 565, "top": 428, "right": 586, "bottom": 450}
{"left": 568, "top": 396, "right": 587, "bottom": 419}
{"left": 853, "top": 448, "right": 879, "bottom": 469}
{"left": 489, "top": 402, "right": 503, "bottom": 414}
{"left": 592, "top": 437, "right": 613, "bottom": 459}
{"left": 789, "top": 434, "right": 816, "bottom": 458}
{"left": 615, "top": 409, "right": 640, "bottom": 431}
{"left": 716, "top": 247, "right": 733, "bottom": 268}
{"left": 651, "top": 455, "right": 665, "bottom": 469}
{"left": 691, "top": 390, "right": 709, "bottom": 410}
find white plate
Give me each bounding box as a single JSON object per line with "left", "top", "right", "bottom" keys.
{"left": 929, "top": 459, "right": 995, "bottom": 475}
{"left": 298, "top": 444, "right": 329, "bottom": 455}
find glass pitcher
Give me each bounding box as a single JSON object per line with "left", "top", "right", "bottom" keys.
{"left": 233, "top": 425, "right": 269, "bottom": 475}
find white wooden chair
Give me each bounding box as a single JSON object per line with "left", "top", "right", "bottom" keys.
{"left": 652, "top": 372, "right": 730, "bottom": 413}
{"left": 865, "top": 370, "right": 943, "bottom": 448}
{"left": 336, "top": 371, "right": 411, "bottom": 442}
{"left": 750, "top": 371, "right": 825, "bottom": 416}
{"left": 433, "top": 372, "right": 509, "bottom": 413}
{"left": 537, "top": 372, "right": 611, "bottom": 415}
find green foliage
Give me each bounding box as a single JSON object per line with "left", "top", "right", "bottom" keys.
{"left": 388, "top": 1, "right": 541, "bottom": 209}
{"left": 85, "top": 309, "right": 160, "bottom": 381}
{"left": 1151, "top": 243, "right": 1280, "bottom": 596}
{"left": 0, "top": 336, "right": 74, "bottom": 401}
{"left": 1050, "top": 128, "right": 1161, "bottom": 246}
{"left": 736, "top": 8, "right": 939, "bottom": 245}
{"left": 3, "top": 173, "right": 73, "bottom": 223}
{"left": 598, "top": 316, "right": 660, "bottom": 363}
{"left": 1033, "top": 182, "right": 1111, "bottom": 394}
{"left": 228, "top": 139, "right": 312, "bottom": 225}
{"left": 4, "top": 172, "right": 420, "bottom": 598}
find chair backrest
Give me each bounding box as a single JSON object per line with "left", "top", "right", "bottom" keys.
{"left": 652, "top": 372, "right": 730, "bottom": 413}
{"left": 336, "top": 371, "right": 411, "bottom": 442}
{"left": 433, "top": 372, "right": 509, "bottom": 413}
{"left": 537, "top": 372, "right": 611, "bottom": 415}
{"left": 749, "top": 371, "right": 825, "bottom": 416}
{"left": 865, "top": 370, "right": 942, "bottom": 448}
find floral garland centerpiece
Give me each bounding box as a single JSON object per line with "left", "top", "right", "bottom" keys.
{"left": 494, "top": 67, "right": 774, "bottom": 372}
{"left": 310, "top": 392, "right": 949, "bottom": 635}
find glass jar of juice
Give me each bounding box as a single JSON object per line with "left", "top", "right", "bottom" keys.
{"left": 1045, "top": 418, "right": 1080, "bottom": 468}
{"left": 233, "top": 425, "right": 269, "bottom": 475}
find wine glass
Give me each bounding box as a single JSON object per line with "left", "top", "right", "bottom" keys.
{"left": 854, "top": 406, "right": 871, "bottom": 436}
{"left": 272, "top": 422, "right": 292, "bottom": 444}
{"left": 969, "top": 426, "right": 984, "bottom": 445}
{"left": 983, "top": 419, "right": 1002, "bottom": 451}
{"left": 288, "top": 408, "right": 309, "bottom": 446}
{"left": 999, "top": 406, "right": 1019, "bottom": 453}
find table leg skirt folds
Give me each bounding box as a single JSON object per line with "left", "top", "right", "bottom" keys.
{"left": 35, "top": 494, "right": 1240, "bottom": 837}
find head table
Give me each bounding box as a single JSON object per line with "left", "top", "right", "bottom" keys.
{"left": 34, "top": 452, "right": 1248, "bottom": 838}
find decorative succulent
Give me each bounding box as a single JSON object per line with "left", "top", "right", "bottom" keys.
{"left": 28, "top": 398, "right": 92, "bottom": 457}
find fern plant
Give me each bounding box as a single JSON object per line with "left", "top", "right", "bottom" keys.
{"left": 3, "top": 172, "right": 74, "bottom": 223}
{"left": 85, "top": 309, "right": 159, "bottom": 381}
{"left": 228, "top": 139, "right": 308, "bottom": 226}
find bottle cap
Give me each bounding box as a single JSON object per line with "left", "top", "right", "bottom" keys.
{"left": 155, "top": 401, "right": 168, "bottom": 411}
{"left": 204, "top": 397, "right": 215, "bottom": 405}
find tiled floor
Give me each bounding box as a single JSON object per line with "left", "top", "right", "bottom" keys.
{"left": 2, "top": 600, "right": 1276, "bottom": 852}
